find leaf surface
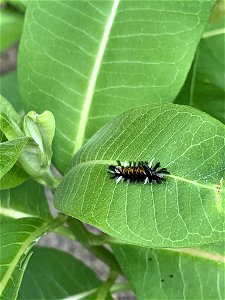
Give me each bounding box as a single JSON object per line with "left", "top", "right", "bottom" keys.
{"left": 0, "top": 179, "right": 51, "bottom": 219}
{"left": 18, "top": 0, "right": 215, "bottom": 172}
{"left": 113, "top": 243, "right": 225, "bottom": 299}
{"left": 54, "top": 104, "right": 225, "bottom": 247}
{"left": 0, "top": 216, "right": 66, "bottom": 300}
{"left": 0, "top": 137, "right": 30, "bottom": 179}
{"left": 18, "top": 247, "right": 101, "bottom": 300}
{"left": 0, "top": 164, "right": 29, "bottom": 190}
{"left": 0, "top": 95, "right": 21, "bottom": 124}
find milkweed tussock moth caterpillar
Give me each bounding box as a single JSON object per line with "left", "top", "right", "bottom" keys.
{"left": 108, "top": 160, "right": 170, "bottom": 184}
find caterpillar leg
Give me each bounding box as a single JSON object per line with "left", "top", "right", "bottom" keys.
{"left": 144, "top": 177, "right": 149, "bottom": 184}
{"left": 149, "top": 158, "right": 154, "bottom": 168}
{"left": 116, "top": 176, "right": 123, "bottom": 184}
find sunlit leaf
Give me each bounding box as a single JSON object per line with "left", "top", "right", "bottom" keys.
{"left": 0, "top": 95, "right": 21, "bottom": 124}
{"left": 18, "top": 0, "right": 215, "bottom": 172}
{"left": 54, "top": 104, "right": 225, "bottom": 248}
{"left": 0, "top": 137, "right": 30, "bottom": 180}
{"left": 0, "top": 164, "right": 29, "bottom": 190}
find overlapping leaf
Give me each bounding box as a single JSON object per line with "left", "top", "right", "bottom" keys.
{"left": 0, "top": 95, "right": 21, "bottom": 124}
{"left": 18, "top": 247, "right": 102, "bottom": 300}
{"left": 54, "top": 104, "right": 225, "bottom": 248}
{"left": 18, "top": 0, "right": 215, "bottom": 172}
{"left": 0, "top": 216, "right": 66, "bottom": 300}
{"left": 113, "top": 243, "right": 225, "bottom": 299}
{"left": 0, "top": 137, "right": 30, "bottom": 180}
{"left": 0, "top": 179, "right": 51, "bottom": 219}
{"left": 0, "top": 164, "right": 29, "bottom": 190}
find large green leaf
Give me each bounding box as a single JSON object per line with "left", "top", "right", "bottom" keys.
{"left": 54, "top": 104, "right": 225, "bottom": 248}
{"left": 175, "top": 16, "right": 225, "bottom": 124}
{"left": 0, "top": 216, "right": 66, "bottom": 300}
{"left": 18, "top": 247, "right": 102, "bottom": 300}
{"left": 0, "top": 179, "right": 51, "bottom": 219}
{"left": 0, "top": 137, "right": 30, "bottom": 179}
{"left": 18, "top": 0, "right": 215, "bottom": 172}
{"left": 113, "top": 243, "right": 225, "bottom": 299}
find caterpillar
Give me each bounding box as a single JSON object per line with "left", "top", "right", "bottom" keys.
{"left": 108, "top": 160, "right": 170, "bottom": 184}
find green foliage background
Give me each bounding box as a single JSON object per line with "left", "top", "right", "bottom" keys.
{"left": 0, "top": 0, "right": 224, "bottom": 299}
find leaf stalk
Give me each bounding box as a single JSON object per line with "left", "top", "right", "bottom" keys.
{"left": 66, "top": 217, "right": 121, "bottom": 273}
{"left": 96, "top": 270, "right": 118, "bottom": 300}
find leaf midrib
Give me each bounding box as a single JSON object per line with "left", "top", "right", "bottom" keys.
{"left": 166, "top": 247, "right": 225, "bottom": 263}
{"left": 72, "top": 159, "right": 221, "bottom": 192}
{"left": 0, "top": 207, "right": 34, "bottom": 219}
{"left": 73, "top": 0, "right": 120, "bottom": 153}
{"left": 0, "top": 216, "right": 66, "bottom": 296}
{"left": 202, "top": 28, "right": 225, "bottom": 39}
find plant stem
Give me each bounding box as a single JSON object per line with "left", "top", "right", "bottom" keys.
{"left": 68, "top": 282, "right": 132, "bottom": 299}
{"left": 37, "top": 167, "right": 61, "bottom": 189}
{"left": 97, "top": 270, "right": 118, "bottom": 300}
{"left": 54, "top": 224, "right": 124, "bottom": 246}
{"left": 67, "top": 217, "right": 121, "bottom": 273}
{"left": 45, "top": 168, "right": 61, "bottom": 189}
{"left": 53, "top": 225, "right": 76, "bottom": 240}
{"left": 48, "top": 214, "right": 68, "bottom": 231}
{"left": 110, "top": 282, "right": 132, "bottom": 294}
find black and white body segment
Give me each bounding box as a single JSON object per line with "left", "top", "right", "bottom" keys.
{"left": 108, "top": 160, "right": 170, "bottom": 184}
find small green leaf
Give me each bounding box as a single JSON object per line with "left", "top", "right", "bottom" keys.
{"left": 0, "top": 8, "right": 24, "bottom": 52}
{"left": 0, "top": 179, "right": 51, "bottom": 219}
{"left": 23, "top": 115, "right": 44, "bottom": 153}
{"left": 26, "top": 110, "right": 55, "bottom": 163}
{"left": 0, "top": 95, "right": 21, "bottom": 124}
{"left": 0, "top": 164, "right": 29, "bottom": 190}
{"left": 0, "top": 112, "right": 23, "bottom": 140}
{"left": 18, "top": 139, "right": 44, "bottom": 178}
{"left": 0, "top": 135, "right": 54, "bottom": 188}
{"left": 0, "top": 72, "right": 24, "bottom": 114}
{"left": 113, "top": 243, "right": 225, "bottom": 299}
{"left": 18, "top": 247, "right": 102, "bottom": 300}
{"left": 0, "top": 137, "right": 30, "bottom": 179}
{"left": 54, "top": 104, "right": 225, "bottom": 248}
{"left": 0, "top": 216, "right": 66, "bottom": 300}
{"left": 23, "top": 115, "right": 48, "bottom": 167}
{"left": 19, "top": 0, "right": 216, "bottom": 172}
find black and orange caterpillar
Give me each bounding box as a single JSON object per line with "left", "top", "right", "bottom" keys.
{"left": 108, "top": 160, "right": 170, "bottom": 184}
